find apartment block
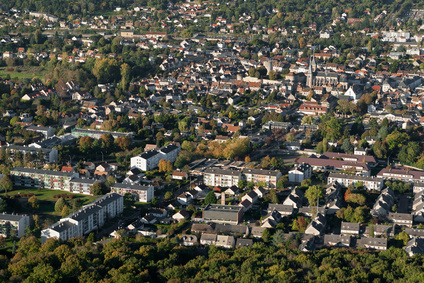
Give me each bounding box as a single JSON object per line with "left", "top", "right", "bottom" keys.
{"left": 0, "top": 213, "right": 30, "bottom": 238}
{"left": 130, "top": 144, "right": 180, "bottom": 171}
{"left": 41, "top": 193, "right": 123, "bottom": 243}
{"left": 110, "top": 183, "right": 154, "bottom": 202}
{"left": 10, "top": 167, "right": 79, "bottom": 191}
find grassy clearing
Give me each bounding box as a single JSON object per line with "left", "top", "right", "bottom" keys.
{"left": 0, "top": 66, "right": 47, "bottom": 80}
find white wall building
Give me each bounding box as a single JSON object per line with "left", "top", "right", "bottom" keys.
{"left": 110, "top": 183, "right": 154, "bottom": 202}
{"left": 130, "top": 144, "right": 180, "bottom": 171}
{"left": 41, "top": 193, "right": 123, "bottom": 243}
{"left": 0, "top": 213, "right": 30, "bottom": 238}
{"left": 289, "top": 163, "right": 312, "bottom": 183}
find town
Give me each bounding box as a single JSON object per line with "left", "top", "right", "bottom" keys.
{"left": 0, "top": 0, "right": 424, "bottom": 281}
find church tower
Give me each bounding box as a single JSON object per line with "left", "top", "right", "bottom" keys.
{"left": 307, "top": 55, "right": 314, "bottom": 88}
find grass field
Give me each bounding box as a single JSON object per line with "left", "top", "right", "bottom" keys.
{"left": 9, "top": 187, "right": 98, "bottom": 218}
{"left": 0, "top": 66, "right": 47, "bottom": 81}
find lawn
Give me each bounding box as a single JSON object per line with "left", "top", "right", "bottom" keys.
{"left": 0, "top": 66, "right": 48, "bottom": 81}
{"left": 10, "top": 187, "right": 97, "bottom": 204}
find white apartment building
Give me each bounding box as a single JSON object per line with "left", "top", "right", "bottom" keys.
{"left": 41, "top": 193, "right": 123, "bottom": 243}
{"left": 0, "top": 213, "right": 30, "bottom": 238}
{"left": 130, "top": 144, "right": 180, "bottom": 171}
{"left": 110, "top": 183, "right": 154, "bottom": 202}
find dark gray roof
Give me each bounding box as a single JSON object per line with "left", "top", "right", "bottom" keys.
{"left": 242, "top": 168, "right": 281, "bottom": 176}
{"left": 0, "top": 213, "right": 27, "bottom": 222}
{"left": 70, "top": 178, "right": 97, "bottom": 185}
{"left": 160, "top": 144, "right": 179, "bottom": 153}
{"left": 50, "top": 220, "right": 76, "bottom": 233}
{"left": 111, "top": 183, "right": 153, "bottom": 191}
{"left": 204, "top": 167, "right": 241, "bottom": 176}
{"left": 11, "top": 167, "right": 74, "bottom": 177}
{"left": 139, "top": 149, "right": 160, "bottom": 159}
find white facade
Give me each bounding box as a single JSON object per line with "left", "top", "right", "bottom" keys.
{"left": 0, "top": 213, "right": 30, "bottom": 238}
{"left": 289, "top": 163, "right": 312, "bottom": 183}
{"left": 41, "top": 193, "right": 123, "bottom": 243}
{"left": 110, "top": 183, "right": 154, "bottom": 202}
{"left": 130, "top": 144, "right": 180, "bottom": 171}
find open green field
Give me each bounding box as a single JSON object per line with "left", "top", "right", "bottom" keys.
{"left": 0, "top": 66, "right": 47, "bottom": 81}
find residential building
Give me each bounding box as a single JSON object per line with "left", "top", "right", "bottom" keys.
{"left": 341, "top": 222, "right": 360, "bottom": 235}
{"left": 110, "top": 183, "right": 154, "bottom": 202}
{"left": 305, "top": 213, "right": 326, "bottom": 235}
{"left": 10, "top": 167, "right": 79, "bottom": 191}
{"left": 25, "top": 125, "right": 55, "bottom": 138}
{"left": 130, "top": 144, "right": 180, "bottom": 171}
{"left": 325, "top": 182, "right": 343, "bottom": 214}
{"left": 71, "top": 128, "right": 134, "bottom": 139}
{"left": 296, "top": 156, "right": 370, "bottom": 176}
{"left": 377, "top": 167, "right": 424, "bottom": 183}
{"left": 371, "top": 188, "right": 395, "bottom": 218}
{"left": 387, "top": 213, "right": 413, "bottom": 227}
{"left": 41, "top": 193, "right": 124, "bottom": 243}
{"left": 242, "top": 168, "right": 282, "bottom": 188}
{"left": 356, "top": 237, "right": 387, "bottom": 250}
{"left": 323, "top": 234, "right": 351, "bottom": 248}
{"left": 283, "top": 188, "right": 304, "bottom": 209}
{"left": 289, "top": 163, "right": 312, "bottom": 184}
{"left": 327, "top": 173, "right": 384, "bottom": 191}
{"left": 404, "top": 238, "right": 424, "bottom": 256}
{"left": 203, "top": 167, "right": 242, "bottom": 187}
{"left": 5, "top": 145, "right": 58, "bottom": 163}
{"left": 69, "top": 178, "right": 97, "bottom": 195}
{"left": 215, "top": 235, "right": 235, "bottom": 248}
{"left": 202, "top": 204, "right": 243, "bottom": 225}
{"left": 0, "top": 213, "right": 30, "bottom": 238}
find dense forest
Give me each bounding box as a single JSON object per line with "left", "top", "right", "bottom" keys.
{"left": 1, "top": 235, "right": 424, "bottom": 282}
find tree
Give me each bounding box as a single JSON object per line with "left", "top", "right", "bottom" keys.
{"left": 90, "top": 182, "right": 109, "bottom": 196}
{"left": 158, "top": 159, "right": 167, "bottom": 173}
{"left": 61, "top": 205, "right": 71, "bottom": 217}
{"left": 28, "top": 196, "right": 39, "bottom": 210}
{"left": 272, "top": 230, "right": 286, "bottom": 246}
{"left": 396, "top": 231, "right": 409, "bottom": 246}
{"left": 78, "top": 136, "right": 94, "bottom": 153}
{"left": 116, "top": 136, "right": 132, "bottom": 150}
{"left": 341, "top": 138, "right": 354, "bottom": 153}
{"left": 0, "top": 175, "right": 12, "bottom": 194}
{"left": 305, "top": 185, "right": 324, "bottom": 206}
{"left": 165, "top": 191, "right": 174, "bottom": 200}
{"left": 87, "top": 232, "right": 95, "bottom": 242}
{"left": 92, "top": 58, "right": 119, "bottom": 83}
{"left": 120, "top": 63, "right": 131, "bottom": 91}
{"left": 55, "top": 198, "right": 67, "bottom": 214}
{"left": 100, "top": 134, "right": 114, "bottom": 150}
{"left": 386, "top": 130, "right": 409, "bottom": 151}
{"left": 262, "top": 228, "right": 271, "bottom": 242}
{"left": 204, "top": 191, "right": 217, "bottom": 205}
{"left": 166, "top": 161, "right": 173, "bottom": 173}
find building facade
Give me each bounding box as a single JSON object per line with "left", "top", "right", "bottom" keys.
{"left": 10, "top": 167, "right": 79, "bottom": 191}
{"left": 41, "top": 193, "right": 123, "bottom": 243}
{"left": 130, "top": 144, "right": 180, "bottom": 171}
{"left": 0, "top": 213, "right": 30, "bottom": 238}
{"left": 110, "top": 183, "right": 154, "bottom": 202}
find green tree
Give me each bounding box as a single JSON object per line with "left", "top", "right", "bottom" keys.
{"left": 28, "top": 196, "right": 39, "bottom": 210}
{"left": 165, "top": 191, "right": 174, "bottom": 200}
{"left": 305, "top": 185, "right": 324, "bottom": 206}
{"left": 341, "top": 138, "right": 354, "bottom": 153}
{"left": 262, "top": 228, "right": 271, "bottom": 242}
{"left": 55, "top": 198, "right": 67, "bottom": 214}
{"left": 272, "top": 229, "right": 286, "bottom": 246}
{"left": 0, "top": 175, "right": 12, "bottom": 194}
{"left": 61, "top": 205, "right": 71, "bottom": 217}
{"left": 90, "top": 182, "right": 109, "bottom": 196}
{"left": 204, "top": 191, "right": 217, "bottom": 205}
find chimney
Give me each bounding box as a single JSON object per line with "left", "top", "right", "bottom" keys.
{"left": 221, "top": 192, "right": 225, "bottom": 205}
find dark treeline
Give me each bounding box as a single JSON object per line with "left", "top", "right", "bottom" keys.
{"left": 2, "top": 235, "right": 424, "bottom": 282}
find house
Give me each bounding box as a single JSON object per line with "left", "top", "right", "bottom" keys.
{"left": 283, "top": 188, "right": 304, "bottom": 209}
{"left": 356, "top": 237, "right": 387, "bottom": 250}
{"left": 387, "top": 213, "right": 413, "bottom": 227}
{"left": 215, "top": 235, "right": 235, "bottom": 248}
{"left": 325, "top": 182, "right": 343, "bottom": 214}
{"left": 0, "top": 213, "right": 30, "bottom": 238}
{"left": 254, "top": 187, "right": 266, "bottom": 198}
{"left": 285, "top": 141, "right": 301, "bottom": 151}
{"left": 41, "top": 193, "right": 123, "bottom": 243}
{"left": 250, "top": 226, "right": 266, "bottom": 238}
{"left": 267, "top": 204, "right": 294, "bottom": 216}
{"left": 341, "top": 222, "right": 360, "bottom": 235}
{"left": 289, "top": 163, "right": 312, "bottom": 184}
{"left": 236, "top": 238, "right": 253, "bottom": 247}
{"left": 370, "top": 188, "right": 395, "bottom": 218}
{"left": 172, "top": 170, "right": 188, "bottom": 180}
{"left": 180, "top": 235, "right": 198, "bottom": 246}
{"left": 364, "top": 224, "right": 394, "bottom": 237}
{"left": 141, "top": 214, "right": 157, "bottom": 224}
{"left": 177, "top": 192, "right": 192, "bottom": 205}
{"left": 323, "top": 234, "right": 351, "bottom": 248}
{"left": 172, "top": 209, "right": 190, "bottom": 221}
{"left": 200, "top": 233, "right": 217, "bottom": 245}
{"left": 404, "top": 238, "right": 424, "bottom": 256}
{"left": 110, "top": 183, "right": 154, "bottom": 202}
{"left": 304, "top": 213, "right": 326, "bottom": 235}
{"left": 241, "top": 190, "right": 258, "bottom": 204}
{"left": 130, "top": 144, "right": 181, "bottom": 171}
